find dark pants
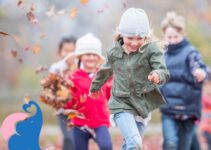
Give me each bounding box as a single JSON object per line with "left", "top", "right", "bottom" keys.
{"left": 204, "top": 131, "right": 211, "bottom": 150}
{"left": 71, "top": 126, "right": 112, "bottom": 150}
{"left": 190, "top": 128, "right": 201, "bottom": 150}
{"left": 58, "top": 114, "right": 74, "bottom": 150}
{"left": 162, "top": 114, "right": 195, "bottom": 150}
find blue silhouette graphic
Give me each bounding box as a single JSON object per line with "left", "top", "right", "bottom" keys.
{"left": 8, "top": 101, "right": 43, "bottom": 150}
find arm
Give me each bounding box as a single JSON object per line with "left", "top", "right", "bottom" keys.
{"left": 188, "top": 51, "right": 211, "bottom": 82}
{"left": 90, "top": 56, "right": 113, "bottom": 93}
{"left": 149, "top": 45, "right": 170, "bottom": 84}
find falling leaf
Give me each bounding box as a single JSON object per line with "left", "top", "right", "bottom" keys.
{"left": 70, "top": 8, "right": 78, "bottom": 19}
{"left": 80, "top": 0, "right": 89, "bottom": 5}
{"left": 0, "top": 31, "right": 10, "bottom": 36}
{"left": 10, "top": 50, "right": 18, "bottom": 58}
{"left": 97, "top": 3, "right": 109, "bottom": 14}
{"left": 46, "top": 5, "right": 55, "bottom": 17}
{"left": 24, "top": 95, "right": 30, "bottom": 103}
{"left": 40, "top": 33, "right": 46, "bottom": 39}
{"left": 97, "top": 9, "right": 104, "bottom": 14}
{"left": 18, "top": 58, "right": 23, "bottom": 63}
{"left": 57, "top": 9, "right": 65, "bottom": 15}
{"left": 13, "top": 35, "right": 22, "bottom": 44}
{"left": 32, "top": 44, "right": 41, "bottom": 54}
{"left": 123, "top": 0, "right": 128, "bottom": 8}
{"left": 24, "top": 45, "right": 31, "bottom": 51}
{"left": 16, "top": 0, "right": 23, "bottom": 7}
{"left": 35, "top": 66, "right": 48, "bottom": 74}
{"left": 26, "top": 11, "right": 38, "bottom": 24}
{"left": 30, "top": 3, "right": 35, "bottom": 12}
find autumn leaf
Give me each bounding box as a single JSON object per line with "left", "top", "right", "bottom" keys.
{"left": 35, "top": 66, "right": 48, "bottom": 74}
{"left": 24, "top": 45, "right": 31, "bottom": 51}
{"left": 13, "top": 35, "right": 22, "bottom": 44}
{"left": 32, "top": 44, "right": 41, "bottom": 54}
{"left": 70, "top": 8, "right": 78, "bottom": 19}
{"left": 68, "top": 111, "right": 78, "bottom": 119}
{"left": 57, "top": 9, "right": 65, "bottom": 15}
{"left": 46, "top": 5, "right": 55, "bottom": 17}
{"left": 0, "top": 31, "right": 10, "bottom": 36}
{"left": 24, "top": 95, "right": 30, "bottom": 103}
{"left": 18, "top": 58, "right": 23, "bottom": 63}
{"left": 40, "top": 33, "right": 46, "bottom": 39}
{"left": 80, "top": 0, "right": 89, "bottom": 5}
{"left": 16, "top": 0, "right": 23, "bottom": 7}
{"left": 10, "top": 50, "right": 18, "bottom": 58}
{"left": 57, "top": 86, "right": 70, "bottom": 100}
{"left": 26, "top": 11, "right": 38, "bottom": 24}
{"left": 123, "top": 0, "right": 128, "bottom": 8}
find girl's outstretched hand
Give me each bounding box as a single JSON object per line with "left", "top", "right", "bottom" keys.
{"left": 89, "top": 91, "right": 101, "bottom": 99}
{"left": 148, "top": 72, "right": 160, "bottom": 84}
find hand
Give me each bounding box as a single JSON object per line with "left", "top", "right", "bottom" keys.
{"left": 89, "top": 91, "right": 101, "bottom": 99}
{"left": 63, "top": 109, "right": 79, "bottom": 115}
{"left": 148, "top": 72, "right": 160, "bottom": 84}
{"left": 193, "top": 68, "right": 206, "bottom": 82}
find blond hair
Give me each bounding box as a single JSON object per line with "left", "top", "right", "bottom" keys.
{"left": 161, "top": 11, "right": 186, "bottom": 34}
{"left": 113, "top": 29, "right": 166, "bottom": 53}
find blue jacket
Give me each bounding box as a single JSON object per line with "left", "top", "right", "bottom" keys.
{"left": 160, "top": 39, "right": 204, "bottom": 120}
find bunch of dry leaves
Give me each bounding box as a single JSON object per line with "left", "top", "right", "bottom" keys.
{"left": 40, "top": 73, "right": 73, "bottom": 109}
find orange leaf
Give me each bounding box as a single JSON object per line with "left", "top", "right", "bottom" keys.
{"left": 70, "top": 8, "right": 77, "bottom": 19}
{"left": 24, "top": 95, "right": 30, "bottom": 103}
{"left": 80, "top": 0, "right": 89, "bottom": 5}
{"left": 32, "top": 44, "right": 40, "bottom": 54}
{"left": 11, "top": 50, "right": 18, "bottom": 58}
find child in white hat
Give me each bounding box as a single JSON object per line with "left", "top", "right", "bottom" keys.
{"left": 64, "top": 33, "right": 112, "bottom": 150}
{"left": 90, "top": 8, "right": 170, "bottom": 150}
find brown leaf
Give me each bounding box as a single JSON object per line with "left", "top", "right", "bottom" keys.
{"left": 0, "top": 31, "right": 10, "bottom": 36}
{"left": 123, "top": 0, "right": 128, "bottom": 8}
{"left": 18, "top": 58, "right": 23, "bottom": 63}
{"left": 70, "top": 8, "right": 78, "bottom": 19}
{"left": 11, "top": 50, "right": 18, "bottom": 58}
{"left": 80, "top": 0, "right": 89, "bottom": 5}
{"left": 32, "top": 44, "right": 40, "bottom": 54}
{"left": 16, "top": 0, "right": 23, "bottom": 7}
{"left": 35, "top": 66, "right": 48, "bottom": 74}
{"left": 26, "top": 11, "right": 38, "bottom": 24}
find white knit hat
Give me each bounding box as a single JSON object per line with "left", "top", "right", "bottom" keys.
{"left": 117, "top": 8, "right": 150, "bottom": 38}
{"left": 64, "top": 33, "right": 104, "bottom": 62}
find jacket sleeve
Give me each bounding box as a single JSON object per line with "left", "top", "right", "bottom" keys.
{"left": 149, "top": 44, "right": 170, "bottom": 84}
{"left": 188, "top": 51, "right": 211, "bottom": 81}
{"left": 90, "top": 55, "right": 113, "bottom": 92}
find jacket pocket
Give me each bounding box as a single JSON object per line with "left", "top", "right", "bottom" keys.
{"left": 112, "top": 88, "right": 130, "bottom": 97}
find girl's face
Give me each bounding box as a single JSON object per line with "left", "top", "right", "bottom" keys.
{"left": 81, "top": 53, "right": 100, "bottom": 70}
{"left": 164, "top": 27, "right": 184, "bottom": 45}
{"left": 123, "top": 36, "right": 145, "bottom": 53}
{"left": 59, "top": 42, "right": 75, "bottom": 58}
